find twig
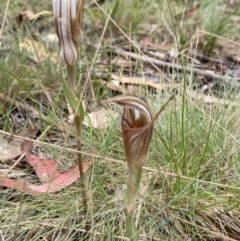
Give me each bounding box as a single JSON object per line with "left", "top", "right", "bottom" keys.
{"left": 114, "top": 48, "right": 240, "bottom": 83}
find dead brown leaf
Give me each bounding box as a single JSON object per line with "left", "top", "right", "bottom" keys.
{"left": 108, "top": 74, "right": 178, "bottom": 94}
{"left": 0, "top": 137, "right": 22, "bottom": 162}
{"left": 20, "top": 39, "right": 58, "bottom": 63}
{"left": 83, "top": 109, "right": 119, "bottom": 129}
{"left": 0, "top": 128, "right": 92, "bottom": 195}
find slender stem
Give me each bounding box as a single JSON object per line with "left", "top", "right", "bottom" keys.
{"left": 126, "top": 213, "right": 140, "bottom": 241}
{"left": 67, "top": 65, "right": 76, "bottom": 98}
{"left": 74, "top": 115, "right": 86, "bottom": 205}
{"left": 126, "top": 168, "right": 142, "bottom": 214}
{"left": 125, "top": 168, "right": 142, "bottom": 240}
{"left": 67, "top": 64, "right": 90, "bottom": 232}
{"left": 74, "top": 115, "right": 90, "bottom": 232}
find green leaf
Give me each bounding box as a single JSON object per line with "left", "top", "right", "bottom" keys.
{"left": 63, "top": 78, "right": 78, "bottom": 110}
{"left": 63, "top": 78, "right": 85, "bottom": 122}
{"left": 75, "top": 97, "right": 85, "bottom": 123}
{"left": 111, "top": 0, "right": 120, "bottom": 19}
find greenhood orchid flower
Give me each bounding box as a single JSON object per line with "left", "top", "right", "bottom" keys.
{"left": 105, "top": 96, "right": 154, "bottom": 173}
{"left": 104, "top": 95, "right": 174, "bottom": 240}
{"left": 52, "top": 0, "right": 84, "bottom": 66}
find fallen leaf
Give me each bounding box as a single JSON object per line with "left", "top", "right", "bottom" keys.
{"left": 0, "top": 163, "right": 91, "bottom": 196}
{"left": 83, "top": 109, "right": 119, "bottom": 129}
{"left": 0, "top": 137, "right": 22, "bottom": 162}
{"left": 102, "top": 74, "right": 178, "bottom": 95}
{"left": 0, "top": 177, "right": 39, "bottom": 196}
{"left": 66, "top": 100, "right": 86, "bottom": 123}
{"left": 23, "top": 136, "right": 59, "bottom": 183}
{"left": 101, "top": 80, "right": 124, "bottom": 94}
{"left": 0, "top": 128, "right": 92, "bottom": 195}
{"left": 42, "top": 33, "right": 58, "bottom": 44}
{"left": 29, "top": 163, "right": 91, "bottom": 193}
{"left": 0, "top": 166, "right": 27, "bottom": 178}
{"left": 20, "top": 39, "right": 58, "bottom": 63}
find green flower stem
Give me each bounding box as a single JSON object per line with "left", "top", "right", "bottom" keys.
{"left": 126, "top": 213, "right": 140, "bottom": 241}
{"left": 67, "top": 65, "right": 76, "bottom": 98}
{"left": 126, "top": 168, "right": 142, "bottom": 213}
{"left": 74, "top": 114, "right": 90, "bottom": 232}
{"left": 66, "top": 64, "right": 89, "bottom": 231}
{"left": 126, "top": 168, "right": 142, "bottom": 240}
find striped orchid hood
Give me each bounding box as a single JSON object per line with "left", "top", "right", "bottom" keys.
{"left": 104, "top": 95, "right": 154, "bottom": 173}
{"left": 52, "top": 0, "right": 84, "bottom": 66}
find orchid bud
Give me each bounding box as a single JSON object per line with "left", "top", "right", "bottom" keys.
{"left": 104, "top": 96, "right": 154, "bottom": 173}
{"left": 52, "top": 0, "right": 84, "bottom": 66}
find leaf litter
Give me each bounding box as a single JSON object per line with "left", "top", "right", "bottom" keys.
{"left": 0, "top": 128, "right": 92, "bottom": 195}
{"left": 0, "top": 136, "right": 22, "bottom": 162}
{"left": 1, "top": 1, "right": 240, "bottom": 239}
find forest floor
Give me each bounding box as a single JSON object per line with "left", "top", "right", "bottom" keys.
{"left": 1, "top": 0, "right": 240, "bottom": 240}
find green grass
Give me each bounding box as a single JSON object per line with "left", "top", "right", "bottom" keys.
{"left": 1, "top": 0, "right": 240, "bottom": 240}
